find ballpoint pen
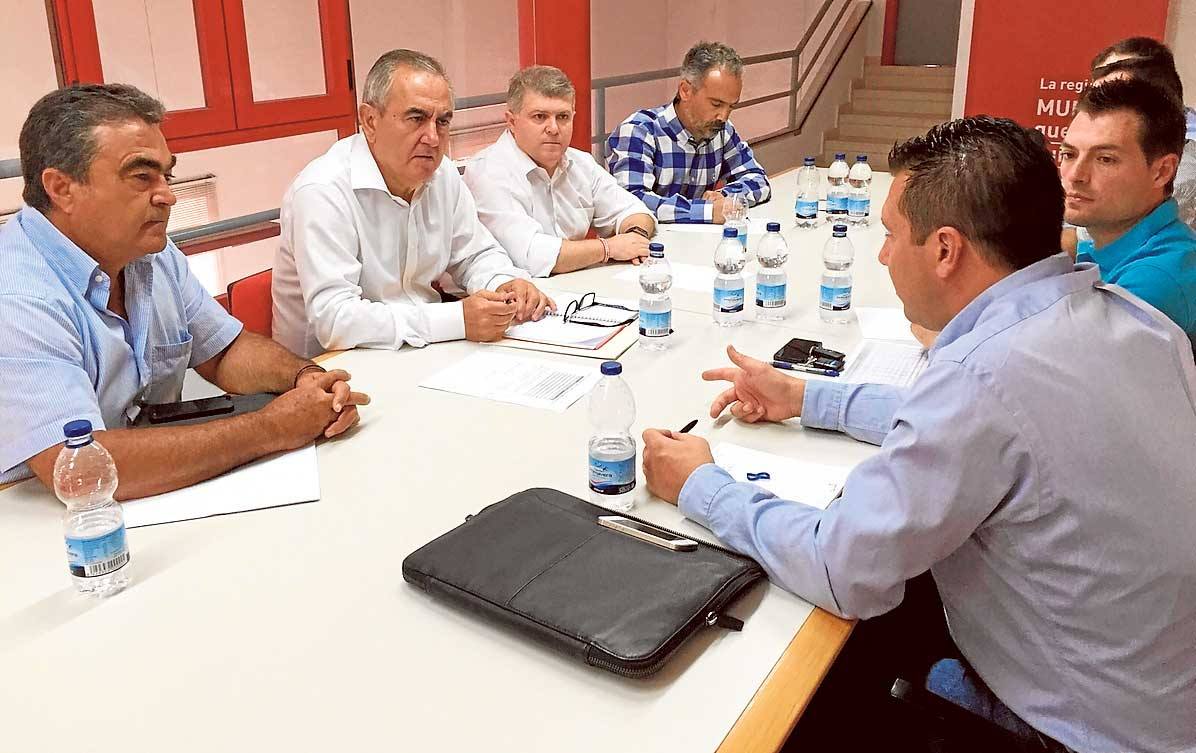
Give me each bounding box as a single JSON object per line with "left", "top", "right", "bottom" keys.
{"left": 770, "top": 360, "right": 840, "bottom": 377}
{"left": 679, "top": 419, "right": 698, "bottom": 434}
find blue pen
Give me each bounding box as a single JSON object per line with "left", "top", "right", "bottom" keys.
{"left": 771, "top": 360, "right": 840, "bottom": 377}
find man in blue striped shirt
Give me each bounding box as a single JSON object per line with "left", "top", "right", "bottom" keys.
{"left": 0, "top": 84, "right": 369, "bottom": 500}
{"left": 607, "top": 41, "right": 771, "bottom": 224}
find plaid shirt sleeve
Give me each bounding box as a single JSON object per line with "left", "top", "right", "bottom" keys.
{"left": 719, "top": 125, "right": 771, "bottom": 207}
{"left": 607, "top": 121, "right": 713, "bottom": 223}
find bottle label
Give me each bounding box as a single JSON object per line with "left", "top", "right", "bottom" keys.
{"left": 756, "top": 282, "right": 787, "bottom": 308}
{"left": 589, "top": 452, "right": 636, "bottom": 495}
{"left": 639, "top": 309, "right": 671, "bottom": 337}
{"left": 828, "top": 195, "right": 848, "bottom": 214}
{"left": 713, "top": 286, "right": 745, "bottom": 313}
{"left": 848, "top": 197, "right": 870, "bottom": 216}
{"left": 819, "top": 284, "right": 852, "bottom": 312}
{"left": 65, "top": 526, "right": 129, "bottom": 578}
{"left": 795, "top": 199, "right": 818, "bottom": 219}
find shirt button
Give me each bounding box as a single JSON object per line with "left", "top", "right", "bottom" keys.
{"left": 94, "top": 275, "right": 103, "bottom": 283}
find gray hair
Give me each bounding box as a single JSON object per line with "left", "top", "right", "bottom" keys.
{"left": 680, "top": 41, "right": 744, "bottom": 87}
{"left": 19, "top": 83, "right": 165, "bottom": 212}
{"left": 507, "top": 65, "right": 575, "bottom": 112}
{"left": 362, "top": 49, "right": 451, "bottom": 109}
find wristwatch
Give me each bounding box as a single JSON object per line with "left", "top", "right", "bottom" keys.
{"left": 627, "top": 226, "right": 652, "bottom": 240}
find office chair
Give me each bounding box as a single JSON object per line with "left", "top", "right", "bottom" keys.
{"left": 226, "top": 268, "right": 273, "bottom": 338}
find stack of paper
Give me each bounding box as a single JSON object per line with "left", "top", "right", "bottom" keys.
{"left": 419, "top": 351, "right": 602, "bottom": 412}
{"left": 122, "top": 444, "right": 320, "bottom": 528}
{"left": 711, "top": 442, "right": 852, "bottom": 510}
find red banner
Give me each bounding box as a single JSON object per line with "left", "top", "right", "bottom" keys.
{"left": 963, "top": 0, "right": 1170, "bottom": 159}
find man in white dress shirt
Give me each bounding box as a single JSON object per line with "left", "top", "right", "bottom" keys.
{"left": 463, "top": 66, "right": 656, "bottom": 277}
{"left": 272, "top": 49, "right": 555, "bottom": 359}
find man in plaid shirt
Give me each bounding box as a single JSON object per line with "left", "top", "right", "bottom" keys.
{"left": 607, "top": 41, "right": 771, "bottom": 224}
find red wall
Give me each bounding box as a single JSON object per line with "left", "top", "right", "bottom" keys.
{"left": 963, "top": 0, "right": 1170, "bottom": 158}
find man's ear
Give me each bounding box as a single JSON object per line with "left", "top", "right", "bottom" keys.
{"left": 359, "top": 102, "right": 379, "bottom": 143}
{"left": 41, "top": 168, "right": 79, "bottom": 215}
{"left": 677, "top": 79, "right": 694, "bottom": 103}
{"left": 504, "top": 108, "right": 517, "bottom": 131}
{"left": 933, "top": 226, "right": 968, "bottom": 280}
{"left": 1150, "top": 152, "right": 1180, "bottom": 191}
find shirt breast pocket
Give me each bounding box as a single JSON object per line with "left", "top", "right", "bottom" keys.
{"left": 147, "top": 333, "right": 194, "bottom": 404}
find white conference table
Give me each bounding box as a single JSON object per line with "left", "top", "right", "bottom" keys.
{"left": 0, "top": 168, "right": 903, "bottom": 753}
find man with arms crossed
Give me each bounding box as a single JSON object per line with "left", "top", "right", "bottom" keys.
{"left": 643, "top": 118, "right": 1196, "bottom": 753}
{"left": 464, "top": 66, "right": 655, "bottom": 277}
{"left": 272, "top": 50, "right": 555, "bottom": 358}
{"left": 0, "top": 84, "right": 368, "bottom": 499}
{"left": 607, "top": 41, "right": 771, "bottom": 224}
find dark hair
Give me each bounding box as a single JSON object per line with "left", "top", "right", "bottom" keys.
{"left": 1090, "top": 36, "right": 1175, "bottom": 74}
{"left": 1092, "top": 56, "right": 1184, "bottom": 102}
{"left": 887, "top": 116, "right": 1064, "bottom": 271}
{"left": 19, "top": 83, "right": 165, "bottom": 211}
{"left": 680, "top": 41, "right": 744, "bottom": 85}
{"left": 1077, "top": 77, "right": 1186, "bottom": 192}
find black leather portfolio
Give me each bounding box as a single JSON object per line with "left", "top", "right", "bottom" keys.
{"left": 402, "top": 487, "right": 765, "bottom": 678}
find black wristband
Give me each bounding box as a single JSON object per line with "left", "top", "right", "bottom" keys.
{"left": 627, "top": 226, "right": 652, "bottom": 240}
{"left": 293, "top": 363, "right": 327, "bottom": 388}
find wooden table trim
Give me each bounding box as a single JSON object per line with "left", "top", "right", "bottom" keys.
{"left": 716, "top": 608, "right": 855, "bottom": 753}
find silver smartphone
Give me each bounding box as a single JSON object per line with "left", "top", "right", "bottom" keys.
{"left": 597, "top": 515, "right": 699, "bottom": 551}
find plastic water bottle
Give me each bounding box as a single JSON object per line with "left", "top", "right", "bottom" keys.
{"left": 588, "top": 361, "right": 637, "bottom": 512}
{"left": 795, "top": 156, "right": 820, "bottom": 228}
{"left": 54, "top": 420, "right": 130, "bottom": 596}
{"left": 847, "top": 155, "right": 872, "bottom": 225}
{"left": 638, "top": 242, "right": 672, "bottom": 351}
{"left": 755, "top": 222, "right": 789, "bottom": 322}
{"left": 819, "top": 223, "right": 854, "bottom": 323}
{"left": 713, "top": 226, "right": 747, "bottom": 327}
{"left": 724, "top": 185, "right": 749, "bottom": 250}
{"left": 827, "top": 153, "right": 850, "bottom": 218}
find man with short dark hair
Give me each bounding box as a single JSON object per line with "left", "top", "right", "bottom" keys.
{"left": 607, "top": 41, "right": 770, "bottom": 224}
{"left": 0, "top": 84, "right": 368, "bottom": 499}
{"left": 272, "top": 49, "right": 556, "bottom": 358}
{"left": 642, "top": 117, "right": 1196, "bottom": 752}
{"left": 1060, "top": 77, "right": 1196, "bottom": 340}
{"left": 464, "top": 65, "right": 655, "bottom": 276}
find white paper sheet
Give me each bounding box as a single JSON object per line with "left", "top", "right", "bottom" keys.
{"left": 121, "top": 444, "right": 320, "bottom": 528}
{"left": 842, "top": 339, "right": 929, "bottom": 387}
{"left": 613, "top": 262, "right": 752, "bottom": 293}
{"left": 419, "top": 351, "right": 602, "bottom": 412}
{"left": 854, "top": 306, "right": 920, "bottom": 345}
{"left": 712, "top": 442, "right": 851, "bottom": 510}
{"left": 659, "top": 217, "right": 774, "bottom": 234}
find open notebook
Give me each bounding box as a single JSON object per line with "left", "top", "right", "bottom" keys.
{"left": 503, "top": 293, "right": 637, "bottom": 350}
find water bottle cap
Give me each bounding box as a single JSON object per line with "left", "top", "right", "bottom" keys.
{"left": 856, "top": 154, "right": 868, "bottom": 162}
{"left": 63, "top": 419, "right": 92, "bottom": 439}
{"left": 803, "top": 156, "right": 815, "bottom": 165}
{"left": 722, "top": 227, "right": 739, "bottom": 238}
{"left": 832, "top": 223, "right": 848, "bottom": 235}
{"left": 725, "top": 184, "right": 744, "bottom": 193}
{"left": 766, "top": 222, "right": 781, "bottom": 232}
{"left": 600, "top": 361, "right": 622, "bottom": 376}
{"left": 834, "top": 152, "right": 846, "bottom": 160}
{"left": 648, "top": 242, "right": 664, "bottom": 254}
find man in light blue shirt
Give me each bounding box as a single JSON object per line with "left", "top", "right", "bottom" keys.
{"left": 1, "top": 84, "right": 369, "bottom": 499}
{"left": 643, "top": 117, "right": 1196, "bottom": 753}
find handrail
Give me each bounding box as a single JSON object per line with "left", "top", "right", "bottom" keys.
{"left": 168, "top": 208, "right": 280, "bottom": 245}
{"left": 1, "top": 158, "right": 21, "bottom": 180}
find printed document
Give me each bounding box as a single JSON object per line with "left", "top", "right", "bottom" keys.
{"left": 419, "top": 352, "right": 601, "bottom": 412}
{"left": 121, "top": 444, "right": 320, "bottom": 528}
{"left": 842, "top": 339, "right": 928, "bottom": 387}
{"left": 712, "top": 443, "right": 851, "bottom": 510}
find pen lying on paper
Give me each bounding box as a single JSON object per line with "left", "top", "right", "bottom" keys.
{"left": 770, "top": 360, "right": 841, "bottom": 377}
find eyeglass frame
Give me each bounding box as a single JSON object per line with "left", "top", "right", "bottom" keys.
{"left": 561, "top": 292, "right": 638, "bottom": 327}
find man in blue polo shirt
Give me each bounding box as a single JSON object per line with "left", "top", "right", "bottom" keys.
{"left": 1060, "top": 78, "right": 1196, "bottom": 340}
{"left": 607, "top": 41, "right": 771, "bottom": 224}
{"left": 0, "top": 84, "right": 369, "bottom": 500}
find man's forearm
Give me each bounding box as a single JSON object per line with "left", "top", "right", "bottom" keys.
{"left": 92, "top": 412, "right": 285, "bottom": 500}
{"left": 552, "top": 239, "right": 606, "bottom": 274}
{"left": 204, "top": 331, "right": 313, "bottom": 394}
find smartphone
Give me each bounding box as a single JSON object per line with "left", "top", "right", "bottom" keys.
{"left": 774, "top": 337, "right": 821, "bottom": 364}
{"left": 597, "top": 516, "right": 699, "bottom": 551}
{"left": 144, "top": 395, "right": 236, "bottom": 424}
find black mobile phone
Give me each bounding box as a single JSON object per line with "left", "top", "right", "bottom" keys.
{"left": 144, "top": 395, "right": 236, "bottom": 424}
{"left": 774, "top": 337, "right": 822, "bottom": 364}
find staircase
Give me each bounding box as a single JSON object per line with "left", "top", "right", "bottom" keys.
{"left": 821, "top": 62, "right": 955, "bottom": 170}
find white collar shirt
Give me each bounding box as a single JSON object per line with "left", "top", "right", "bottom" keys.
{"left": 463, "top": 130, "right": 650, "bottom": 277}
{"left": 272, "top": 133, "right": 527, "bottom": 358}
